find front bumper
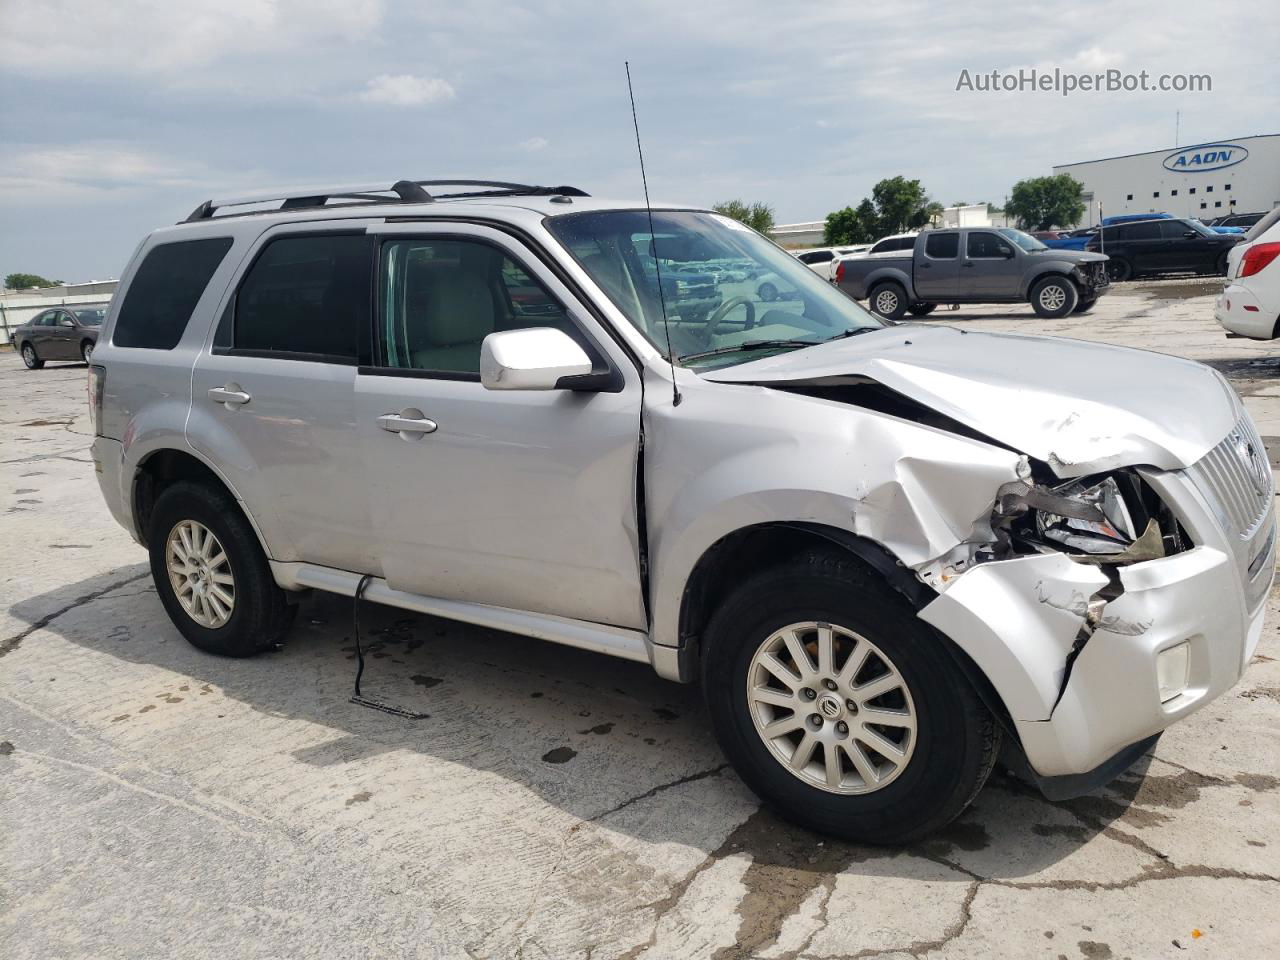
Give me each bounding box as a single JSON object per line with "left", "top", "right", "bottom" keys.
{"left": 1216, "top": 284, "right": 1278, "bottom": 339}
{"left": 920, "top": 466, "right": 1274, "bottom": 783}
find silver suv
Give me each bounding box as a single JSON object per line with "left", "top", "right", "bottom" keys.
{"left": 90, "top": 179, "right": 1274, "bottom": 843}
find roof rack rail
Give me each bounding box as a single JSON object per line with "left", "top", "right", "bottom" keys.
{"left": 184, "top": 179, "right": 589, "bottom": 222}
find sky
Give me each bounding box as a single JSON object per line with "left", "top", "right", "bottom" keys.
{"left": 1, "top": 0, "right": 1277, "bottom": 282}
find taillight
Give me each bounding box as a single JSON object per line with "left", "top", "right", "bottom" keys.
{"left": 835, "top": 260, "right": 845, "bottom": 283}
{"left": 88, "top": 364, "right": 106, "bottom": 436}
{"left": 1240, "top": 242, "right": 1280, "bottom": 279}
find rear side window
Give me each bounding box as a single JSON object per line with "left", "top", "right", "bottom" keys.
{"left": 114, "top": 238, "right": 233, "bottom": 349}
{"left": 924, "top": 233, "right": 958, "bottom": 258}
{"left": 233, "top": 234, "right": 370, "bottom": 361}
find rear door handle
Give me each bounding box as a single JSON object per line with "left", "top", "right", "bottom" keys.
{"left": 208, "top": 386, "right": 251, "bottom": 406}
{"left": 962, "top": 262, "right": 975, "bottom": 268}
{"left": 378, "top": 413, "right": 438, "bottom": 435}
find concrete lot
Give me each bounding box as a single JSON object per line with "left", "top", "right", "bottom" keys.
{"left": 2, "top": 280, "right": 1279, "bottom": 959}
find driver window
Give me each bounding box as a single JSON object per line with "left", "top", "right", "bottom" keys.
{"left": 967, "top": 232, "right": 1012, "bottom": 259}
{"left": 379, "top": 239, "right": 573, "bottom": 375}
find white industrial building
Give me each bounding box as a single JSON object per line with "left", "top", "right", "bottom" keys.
{"left": 1053, "top": 133, "right": 1280, "bottom": 226}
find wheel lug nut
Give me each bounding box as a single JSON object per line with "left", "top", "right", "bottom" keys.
{"left": 802, "top": 688, "right": 816, "bottom": 700}
{"left": 846, "top": 699, "right": 858, "bottom": 713}
{"left": 836, "top": 722, "right": 849, "bottom": 736}
{"left": 824, "top": 679, "right": 838, "bottom": 691}
{"left": 808, "top": 715, "right": 823, "bottom": 729}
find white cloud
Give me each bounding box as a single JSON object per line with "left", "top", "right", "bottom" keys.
{"left": 358, "top": 74, "right": 456, "bottom": 106}
{"left": 0, "top": 142, "right": 229, "bottom": 202}
{"left": 518, "top": 137, "right": 549, "bottom": 152}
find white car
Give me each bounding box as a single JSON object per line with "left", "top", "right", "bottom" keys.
{"left": 865, "top": 232, "right": 919, "bottom": 257}
{"left": 1216, "top": 208, "right": 1280, "bottom": 339}
{"left": 794, "top": 247, "right": 871, "bottom": 280}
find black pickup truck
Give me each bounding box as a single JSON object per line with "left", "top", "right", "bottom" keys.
{"left": 834, "top": 227, "right": 1111, "bottom": 320}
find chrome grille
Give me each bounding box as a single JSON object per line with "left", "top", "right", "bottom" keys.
{"left": 1187, "top": 416, "right": 1273, "bottom": 540}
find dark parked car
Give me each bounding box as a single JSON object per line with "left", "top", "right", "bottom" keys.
{"left": 12, "top": 303, "right": 107, "bottom": 368}
{"left": 1211, "top": 212, "right": 1268, "bottom": 230}
{"left": 1085, "top": 218, "right": 1242, "bottom": 281}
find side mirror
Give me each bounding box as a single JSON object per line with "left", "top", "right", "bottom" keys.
{"left": 480, "top": 327, "right": 593, "bottom": 391}
{"left": 1000, "top": 246, "right": 1015, "bottom": 258}
{"left": 1183, "top": 231, "right": 1198, "bottom": 239}
{"left": 60, "top": 318, "right": 76, "bottom": 327}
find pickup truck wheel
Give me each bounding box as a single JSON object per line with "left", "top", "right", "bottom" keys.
{"left": 1104, "top": 258, "right": 1131, "bottom": 283}
{"left": 907, "top": 302, "right": 936, "bottom": 317}
{"left": 701, "top": 552, "right": 1000, "bottom": 844}
{"left": 21, "top": 343, "right": 44, "bottom": 369}
{"left": 1072, "top": 297, "right": 1097, "bottom": 315}
{"left": 149, "top": 481, "right": 295, "bottom": 658}
{"left": 757, "top": 281, "right": 779, "bottom": 302}
{"left": 1029, "top": 276, "right": 1079, "bottom": 318}
{"left": 869, "top": 282, "right": 908, "bottom": 321}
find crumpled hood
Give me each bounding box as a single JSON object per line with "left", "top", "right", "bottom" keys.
{"left": 703, "top": 325, "right": 1238, "bottom": 477}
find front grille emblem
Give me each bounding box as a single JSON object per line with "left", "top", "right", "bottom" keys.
{"left": 1235, "top": 432, "right": 1270, "bottom": 497}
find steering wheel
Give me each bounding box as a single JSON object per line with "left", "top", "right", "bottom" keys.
{"left": 704, "top": 296, "right": 757, "bottom": 338}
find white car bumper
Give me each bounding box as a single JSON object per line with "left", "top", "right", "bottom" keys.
{"left": 1216, "top": 284, "right": 1278, "bottom": 339}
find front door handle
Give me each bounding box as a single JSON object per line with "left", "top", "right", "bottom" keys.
{"left": 378, "top": 412, "right": 438, "bottom": 435}
{"left": 209, "top": 385, "right": 251, "bottom": 407}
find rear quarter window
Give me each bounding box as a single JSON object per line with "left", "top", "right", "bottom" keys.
{"left": 113, "top": 237, "right": 233, "bottom": 349}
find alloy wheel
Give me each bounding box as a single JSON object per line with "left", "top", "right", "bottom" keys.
{"left": 746, "top": 621, "right": 917, "bottom": 794}
{"left": 166, "top": 519, "right": 235, "bottom": 628}
{"left": 1038, "top": 284, "right": 1068, "bottom": 312}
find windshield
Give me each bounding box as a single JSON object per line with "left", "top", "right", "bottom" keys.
{"left": 998, "top": 228, "right": 1048, "bottom": 252}
{"left": 73, "top": 306, "right": 107, "bottom": 325}
{"left": 545, "top": 210, "right": 885, "bottom": 369}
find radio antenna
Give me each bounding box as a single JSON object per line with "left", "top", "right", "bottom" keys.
{"left": 625, "top": 61, "right": 681, "bottom": 407}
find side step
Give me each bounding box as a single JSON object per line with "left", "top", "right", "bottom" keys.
{"left": 271, "top": 562, "right": 652, "bottom": 664}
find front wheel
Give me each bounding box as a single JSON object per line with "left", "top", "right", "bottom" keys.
{"left": 868, "top": 282, "right": 909, "bottom": 321}
{"left": 149, "top": 481, "right": 295, "bottom": 657}
{"left": 907, "top": 302, "right": 937, "bottom": 317}
{"left": 701, "top": 552, "right": 1000, "bottom": 844}
{"left": 21, "top": 343, "right": 44, "bottom": 369}
{"left": 1029, "top": 276, "right": 1079, "bottom": 318}
{"left": 757, "top": 281, "right": 778, "bottom": 302}
{"left": 1105, "top": 258, "right": 1131, "bottom": 283}
{"left": 1072, "top": 297, "right": 1097, "bottom": 314}
{"left": 1216, "top": 252, "right": 1231, "bottom": 277}
{"left": 81, "top": 340, "right": 94, "bottom": 362}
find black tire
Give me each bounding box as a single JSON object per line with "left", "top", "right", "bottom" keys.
{"left": 21, "top": 343, "right": 44, "bottom": 370}
{"left": 81, "top": 340, "right": 94, "bottom": 363}
{"left": 1029, "top": 275, "right": 1079, "bottom": 318}
{"left": 907, "top": 302, "right": 937, "bottom": 317}
{"left": 758, "top": 281, "right": 778, "bottom": 302}
{"left": 701, "top": 551, "right": 1000, "bottom": 844}
{"left": 1104, "top": 258, "right": 1131, "bottom": 283}
{"left": 868, "top": 282, "right": 909, "bottom": 321}
{"left": 1216, "top": 251, "right": 1231, "bottom": 277}
{"left": 1072, "top": 297, "right": 1097, "bottom": 315}
{"left": 149, "top": 481, "right": 295, "bottom": 657}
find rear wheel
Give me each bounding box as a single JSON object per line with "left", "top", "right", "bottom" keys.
{"left": 21, "top": 343, "right": 43, "bottom": 369}
{"left": 907, "top": 302, "right": 937, "bottom": 317}
{"left": 81, "top": 340, "right": 94, "bottom": 362}
{"left": 149, "top": 481, "right": 294, "bottom": 657}
{"left": 868, "top": 282, "right": 909, "bottom": 321}
{"left": 1105, "top": 258, "right": 1131, "bottom": 283}
{"left": 701, "top": 552, "right": 1000, "bottom": 844}
{"left": 1029, "top": 276, "right": 1079, "bottom": 318}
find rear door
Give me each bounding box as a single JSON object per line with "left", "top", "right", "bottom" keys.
{"left": 25, "top": 311, "right": 55, "bottom": 355}
{"left": 914, "top": 232, "right": 960, "bottom": 299}
{"left": 354, "top": 221, "right": 646, "bottom": 629}
{"left": 187, "top": 224, "right": 377, "bottom": 574}
{"left": 963, "top": 231, "right": 1021, "bottom": 298}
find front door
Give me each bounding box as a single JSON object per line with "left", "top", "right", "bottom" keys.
{"left": 188, "top": 224, "right": 378, "bottom": 574}
{"left": 963, "top": 231, "right": 1021, "bottom": 298}
{"left": 354, "top": 222, "right": 646, "bottom": 629}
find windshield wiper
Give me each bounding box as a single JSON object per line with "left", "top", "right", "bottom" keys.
{"left": 679, "top": 339, "right": 820, "bottom": 363}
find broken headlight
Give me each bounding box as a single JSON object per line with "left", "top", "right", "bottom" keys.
{"left": 993, "top": 465, "right": 1188, "bottom": 565}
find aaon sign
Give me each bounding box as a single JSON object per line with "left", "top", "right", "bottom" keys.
{"left": 1162, "top": 143, "right": 1249, "bottom": 173}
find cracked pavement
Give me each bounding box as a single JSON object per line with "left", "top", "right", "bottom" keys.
{"left": 2, "top": 280, "right": 1279, "bottom": 959}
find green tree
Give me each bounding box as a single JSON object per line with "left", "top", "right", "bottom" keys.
{"left": 823, "top": 199, "right": 880, "bottom": 245}
{"left": 5, "top": 272, "right": 60, "bottom": 290}
{"left": 712, "top": 199, "right": 775, "bottom": 234}
{"left": 871, "top": 176, "right": 930, "bottom": 233}
{"left": 1005, "top": 174, "right": 1086, "bottom": 231}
